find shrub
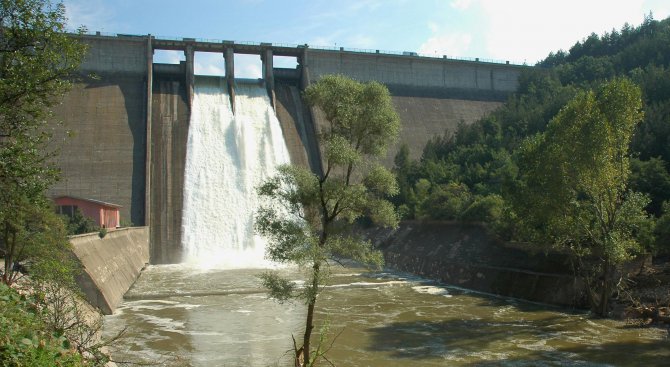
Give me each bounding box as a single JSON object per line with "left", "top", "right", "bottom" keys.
{"left": 62, "top": 208, "right": 99, "bottom": 235}
{"left": 0, "top": 284, "right": 86, "bottom": 367}
{"left": 418, "top": 182, "right": 473, "bottom": 220}
{"left": 461, "top": 194, "right": 505, "bottom": 223}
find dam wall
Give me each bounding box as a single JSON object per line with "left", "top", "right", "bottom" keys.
{"left": 49, "top": 34, "right": 524, "bottom": 264}
{"left": 49, "top": 35, "right": 150, "bottom": 227}
{"left": 303, "top": 49, "right": 522, "bottom": 164}
{"left": 70, "top": 227, "right": 149, "bottom": 314}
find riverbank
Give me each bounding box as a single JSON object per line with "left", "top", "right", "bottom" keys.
{"left": 366, "top": 221, "right": 587, "bottom": 307}
{"left": 363, "top": 220, "right": 670, "bottom": 328}
{"left": 620, "top": 258, "right": 670, "bottom": 327}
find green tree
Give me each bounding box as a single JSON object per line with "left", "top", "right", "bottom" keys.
{"left": 256, "top": 75, "right": 400, "bottom": 366}
{"left": 510, "top": 78, "right": 652, "bottom": 316}
{"left": 0, "top": 0, "right": 85, "bottom": 284}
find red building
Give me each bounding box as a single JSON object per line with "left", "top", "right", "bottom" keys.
{"left": 54, "top": 196, "right": 121, "bottom": 229}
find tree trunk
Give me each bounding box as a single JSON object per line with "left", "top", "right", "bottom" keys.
{"left": 598, "top": 261, "right": 612, "bottom": 317}
{"left": 2, "top": 228, "right": 15, "bottom": 285}
{"left": 301, "top": 263, "right": 320, "bottom": 366}
{"left": 302, "top": 299, "right": 315, "bottom": 366}
{"left": 2, "top": 257, "right": 10, "bottom": 284}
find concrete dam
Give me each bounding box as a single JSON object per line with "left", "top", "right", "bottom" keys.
{"left": 49, "top": 33, "right": 523, "bottom": 264}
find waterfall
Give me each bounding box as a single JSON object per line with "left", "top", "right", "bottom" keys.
{"left": 181, "top": 77, "right": 291, "bottom": 268}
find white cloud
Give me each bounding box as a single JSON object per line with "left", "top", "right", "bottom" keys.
{"left": 450, "top": 0, "right": 474, "bottom": 11}
{"left": 153, "top": 50, "right": 183, "bottom": 65}
{"left": 477, "top": 0, "right": 649, "bottom": 64}
{"left": 308, "top": 29, "right": 347, "bottom": 48}
{"left": 419, "top": 32, "right": 473, "bottom": 57}
{"left": 63, "top": 0, "right": 115, "bottom": 31}
{"left": 239, "top": 64, "right": 262, "bottom": 79}
{"left": 309, "top": 36, "right": 335, "bottom": 47}
{"left": 349, "top": 0, "right": 383, "bottom": 12}
{"left": 193, "top": 53, "right": 226, "bottom": 76}
{"left": 195, "top": 63, "right": 226, "bottom": 76}
{"left": 643, "top": 0, "right": 670, "bottom": 19}
{"left": 347, "top": 34, "right": 376, "bottom": 49}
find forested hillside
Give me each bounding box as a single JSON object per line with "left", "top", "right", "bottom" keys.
{"left": 393, "top": 14, "right": 670, "bottom": 256}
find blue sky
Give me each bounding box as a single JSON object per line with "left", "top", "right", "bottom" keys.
{"left": 63, "top": 0, "right": 670, "bottom": 77}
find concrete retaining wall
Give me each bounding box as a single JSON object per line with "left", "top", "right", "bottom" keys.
{"left": 365, "top": 221, "right": 587, "bottom": 308}
{"left": 70, "top": 227, "right": 149, "bottom": 314}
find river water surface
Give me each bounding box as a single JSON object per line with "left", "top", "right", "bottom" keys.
{"left": 103, "top": 264, "right": 668, "bottom": 366}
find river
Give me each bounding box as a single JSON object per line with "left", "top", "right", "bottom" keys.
{"left": 102, "top": 263, "right": 668, "bottom": 366}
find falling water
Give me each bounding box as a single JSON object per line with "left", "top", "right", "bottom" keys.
{"left": 181, "top": 77, "right": 291, "bottom": 268}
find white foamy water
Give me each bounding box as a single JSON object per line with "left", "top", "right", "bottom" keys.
{"left": 181, "top": 77, "right": 291, "bottom": 268}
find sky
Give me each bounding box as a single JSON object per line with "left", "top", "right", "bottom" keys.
{"left": 62, "top": 0, "right": 670, "bottom": 78}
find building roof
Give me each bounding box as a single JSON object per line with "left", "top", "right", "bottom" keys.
{"left": 53, "top": 195, "right": 123, "bottom": 209}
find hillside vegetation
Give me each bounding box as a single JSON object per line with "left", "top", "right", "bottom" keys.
{"left": 393, "top": 14, "right": 670, "bottom": 257}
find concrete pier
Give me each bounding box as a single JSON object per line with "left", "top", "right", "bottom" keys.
{"left": 224, "top": 45, "right": 235, "bottom": 113}
{"left": 144, "top": 35, "right": 154, "bottom": 228}
{"left": 262, "top": 45, "right": 276, "bottom": 109}
{"left": 184, "top": 41, "right": 195, "bottom": 108}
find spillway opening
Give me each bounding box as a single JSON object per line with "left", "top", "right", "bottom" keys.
{"left": 194, "top": 51, "right": 226, "bottom": 77}
{"left": 153, "top": 49, "right": 184, "bottom": 64}
{"left": 234, "top": 54, "right": 262, "bottom": 79}
{"left": 180, "top": 76, "right": 291, "bottom": 269}
{"left": 273, "top": 55, "right": 298, "bottom": 69}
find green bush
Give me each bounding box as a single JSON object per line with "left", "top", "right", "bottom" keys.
{"left": 418, "top": 182, "right": 473, "bottom": 220}
{"left": 62, "top": 208, "right": 98, "bottom": 235}
{"left": 461, "top": 194, "right": 505, "bottom": 223}
{"left": 0, "top": 284, "right": 86, "bottom": 367}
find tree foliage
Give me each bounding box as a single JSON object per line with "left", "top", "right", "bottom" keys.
{"left": 256, "top": 75, "right": 400, "bottom": 366}
{"left": 0, "top": 3, "right": 110, "bottom": 365}
{"left": 0, "top": 0, "right": 86, "bottom": 284}
{"left": 509, "top": 78, "right": 652, "bottom": 316}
